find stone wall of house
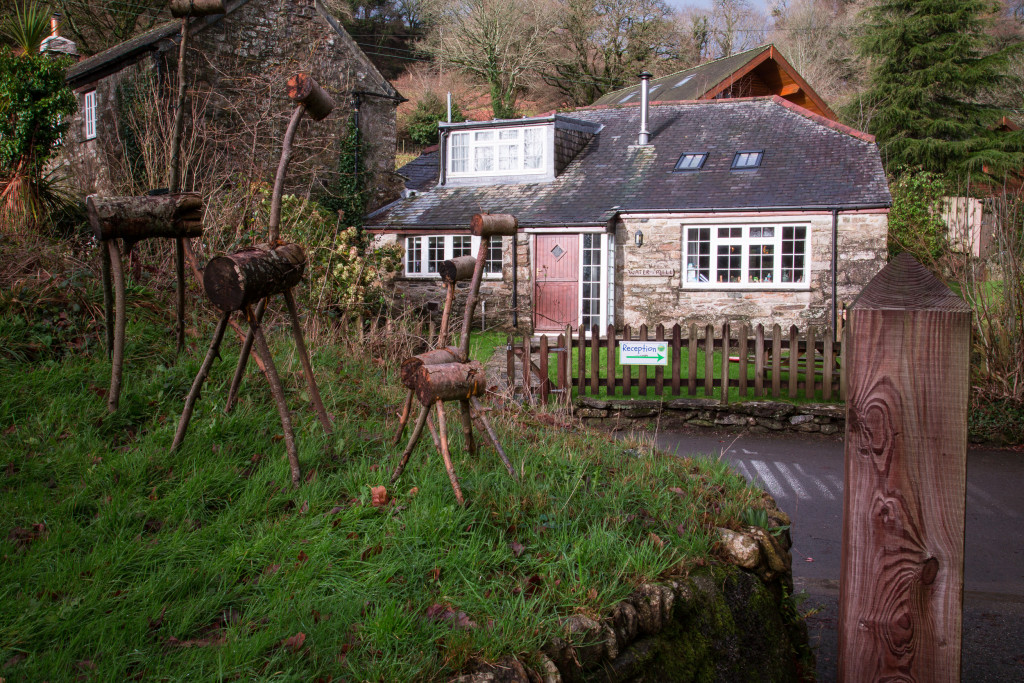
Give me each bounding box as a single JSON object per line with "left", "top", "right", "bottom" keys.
{"left": 377, "top": 233, "right": 532, "bottom": 333}
{"left": 61, "top": 0, "right": 401, "bottom": 210}
{"left": 615, "top": 211, "right": 889, "bottom": 330}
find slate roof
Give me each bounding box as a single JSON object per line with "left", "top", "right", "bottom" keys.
{"left": 397, "top": 147, "right": 439, "bottom": 192}
{"left": 66, "top": 0, "right": 398, "bottom": 99}
{"left": 366, "top": 97, "right": 891, "bottom": 231}
{"left": 594, "top": 46, "right": 771, "bottom": 106}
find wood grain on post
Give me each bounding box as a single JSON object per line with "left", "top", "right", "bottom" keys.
{"left": 286, "top": 73, "right": 335, "bottom": 121}
{"left": 439, "top": 256, "right": 476, "bottom": 283}
{"left": 87, "top": 194, "right": 203, "bottom": 241}
{"left": 409, "top": 361, "right": 486, "bottom": 406}
{"left": 169, "top": 0, "right": 225, "bottom": 17}
{"left": 470, "top": 213, "right": 518, "bottom": 237}
{"left": 203, "top": 243, "right": 305, "bottom": 313}
{"left": 838, "top": 254, "right": 971, "bottom": 682}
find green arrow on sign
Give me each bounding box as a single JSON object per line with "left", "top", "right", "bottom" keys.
{"left": 624, "top": 351, "right": 665, "bottom": 362}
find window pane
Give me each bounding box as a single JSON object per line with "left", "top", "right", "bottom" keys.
{"left": 686, "top": 227, "right": 711, "bottom": 282}
{"left": 748, "top": 244, "right": 774, "bottom": 283}
{"left": 717, "top": 244, "right": 742, "bottom": 283}
{"left": 581, "top": 233, "right": 602, "bottom": 329}
{"left": 498, "top": 143, "right": 519, "bottom": 171}
{"left": 524, "top": 128, "right": 543, "bottom": 169}
{"left": 499, "top": 129, "right": 519, "bottom": 140}
{"left": 406, "top": 237, "right": 422, "bottom": 274}
{"left": 485, "top": 237, "right": 502, "bottom": 274}
{"left": 474, "top": 131, "right": 494, "bottom": 141}
{"left": 474, "top": 145, "right": 494, "bottom": 172}
{"left": 427, "top": 236, "right": 445, "bottom": 273}
{"left": 781, "top": 226, "right": 807, "bottom": 283}
{"left": 452, "top": 235, "right": 472, "bottom": 258}
{"left": 451, "top": 133, "right": 468, "bottom": 173}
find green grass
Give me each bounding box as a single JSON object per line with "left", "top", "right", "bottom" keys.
{"left": 542, "top": 342, "right": 839, "bottom": 404}
{"left": 468, "top": 330, "right": 506, "bottom": 365}
{"left": 0, "top": 284, "right": 764, "bottom": 680}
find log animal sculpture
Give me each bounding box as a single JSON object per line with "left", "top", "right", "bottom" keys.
{"left": 390, "top": 213, "right": 518, "bottom": 504}
{"left": 88, "top": 0, "right": 226, "bottom": 413}
{"left": 170, "top": 74, "right": 335, "bottom": 488}
{"left": 88, "top": 193, "right": 205, "bottom": 412}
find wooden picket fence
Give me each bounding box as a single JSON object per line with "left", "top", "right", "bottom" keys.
{"left": 507, "top": 322, "right": 847, "bottom": 404}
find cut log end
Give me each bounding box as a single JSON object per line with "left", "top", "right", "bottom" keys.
{"left": 286, "top": 74, "right": 335, "bottom": 121}
{"left": 203, "top": 243, "right": 306, "bottom": 313}
{"left": 470, "top": 213, "right": 517, "bottom": 237}
{"left": 400, "top": 346, "right": 462, "bottom": 388}
{"left": 87, "top": 194, "right": 204, "bottom": 241}
{"left": 439, "top": 256, "right": 476, "bottom": 284}
{"left": 411, "top": 361, "right": 486, "bottom": 406}
{"left": 169, "top": 0, "right": 226, "bottom": 17}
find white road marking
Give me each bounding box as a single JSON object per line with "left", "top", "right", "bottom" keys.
{"left": 825, "top": 473, "right": 844, "bottom": 494}
{"left": 775, "top": 462, "right": 809, "bottom": 499}
{"left": 794, "top": 463, "right": 835, "bottom": 501}
{"left": 750, "top": 459, "right": 787, "bottom": 499}
{"left": 733, "top": 459, "right": 754, "bottom": 481}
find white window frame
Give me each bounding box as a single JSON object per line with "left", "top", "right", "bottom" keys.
{"left": 447, "top": 126, "right": 547, "bottom": 178}
{"left": 578, "top": 232, "right": 609, "bottom": 331}
{"left": 83, "top": 90, "right": 97, "bottom": 140}
{"left": 404, "top": 235, "right": 502, "bottom": 279}
{"left": 681, "top": 221, "right": 811, "bottom": 290}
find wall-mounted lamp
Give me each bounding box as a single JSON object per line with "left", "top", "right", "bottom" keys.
{"left": 635, "top": 230, "right": 643, "bottom": 247}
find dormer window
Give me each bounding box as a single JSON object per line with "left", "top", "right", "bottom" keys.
{"left": 675, "top": 152, "right": 707, "bottom": 172}
{"left": 448, "top": 126, "right": 546, "bottom": 178}
{"left": 732, "top": 150, "right": 763, "bottom": 169}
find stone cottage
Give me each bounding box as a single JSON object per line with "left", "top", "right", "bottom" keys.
{"left": 60, "top": 0, "right": 403, "bottom": 210}
{"left": 366, "top": 87, "right": 891, "bottom": 336}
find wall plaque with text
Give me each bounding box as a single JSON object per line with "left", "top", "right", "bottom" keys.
{"left": 626, "top": 268, "right": 674, "bottom": 277}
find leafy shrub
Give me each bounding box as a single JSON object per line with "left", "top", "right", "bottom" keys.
{"left": 270, "top": 192, "right": 402, "bottom": 316}
{"left": 886, "top": 169, "right": 949, "bottom": 266}
{"left": 405, "top": 92, "right": 465, "bottom": 146}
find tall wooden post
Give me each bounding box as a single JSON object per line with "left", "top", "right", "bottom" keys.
{"left": 839, "top": 254, "right": 971, "bottom": 682}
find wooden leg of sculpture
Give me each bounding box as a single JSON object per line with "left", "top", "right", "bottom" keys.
{"left": 393, "top": 284, "right": 456, "bottom": 445}
{"left": 459, "top": 399, "right": 476, "bottom": 456}
{"left": 175, "top": 238, "right": 186, "bottom": 353}
{"left": 391, "top": 402, "right": 430, "bottom": 483}
{"left": 107, "top": 239, "right": 126, "bottom": 412}
{"left": 283, "top": 288, "right": 332, "bottom": 434}
{"left": 434, "top": 400, "right": 464, "bottom": 505}
{"left": 100, "top": 242, "right": 114, "bottom": 359}
{"left": 425, "top": 412, "right": 442, "bottom": 454}
{"left": 225, "top": 298, "right": 267, "bottom": 413}
{"left": 471, "top": 396, "right": 515, "bottom": 478}
{"left": 171, "top": 311, "right": 231, "bottom": 451}
{"left": 392, "top": 390, "right": 415, "bottom": 446}
{"left": 246, "top": 305, "right": 301, "bottom": 487}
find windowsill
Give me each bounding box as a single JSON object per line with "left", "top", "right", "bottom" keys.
{"left": 400, "top": 274, "right": 503, "bottom": 281}
{"left": 681, "top": 283, "right": 811, "bottom": 292}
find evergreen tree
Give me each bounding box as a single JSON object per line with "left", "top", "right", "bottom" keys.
{"left": 854, "top": 0, "right": 1024, "bottom": 180}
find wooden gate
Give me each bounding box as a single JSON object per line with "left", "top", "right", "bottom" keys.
{"left": 534, "top": 234, "right": 579, "bottom": 331}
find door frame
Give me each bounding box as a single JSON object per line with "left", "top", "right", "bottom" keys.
{"left": 527, "top": 228, "right": 611, "bottom": 333}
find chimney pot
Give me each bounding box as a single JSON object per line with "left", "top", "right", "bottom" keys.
{"left": 638, "top": 72, "right": 652, "bottom": 145}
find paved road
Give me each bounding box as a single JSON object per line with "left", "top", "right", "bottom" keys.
{"left": 653, "top": 429, "right": 1024, "bottom": 681}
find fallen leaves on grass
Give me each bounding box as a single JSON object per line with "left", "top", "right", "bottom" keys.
{"left": 509, "top": 541, "right": 526, "bottom": 558}
{"left": 647, "top": 532, "right": 665, "bottom": 549}
{"left": 7, "top": 523, "right": 46, "bottom": 551}
{"left": 280, "top": 632, "right": 306, "bottom": 654}
{"left": 370, "top": 486, "right": 388, "bottom": 507}
{"left": 424, "top": 603, "right": 477, "bottom": 629}
{"left": 166, "top": 633, "right": 226, "bottom": 649}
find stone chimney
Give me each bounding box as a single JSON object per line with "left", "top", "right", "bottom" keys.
{"left": 638, "top": 71, "right": 652, "bottom": 146}
{"left": 40, "top": 13, "right": 79, "bottom": 58}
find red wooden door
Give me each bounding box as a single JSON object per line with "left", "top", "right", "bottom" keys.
{"left": 534, "top": 234, "right": 579, "bottom": 331}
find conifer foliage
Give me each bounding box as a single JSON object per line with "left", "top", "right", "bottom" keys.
{"left": 856, "top": 0, "right": 1024, "bottom": 179}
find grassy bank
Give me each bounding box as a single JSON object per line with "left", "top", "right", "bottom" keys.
{"left": 0, "top": 274, "right": 764, "bottom": 680}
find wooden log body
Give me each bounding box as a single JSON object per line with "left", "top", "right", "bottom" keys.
{"left": 470, "top": 213, "right": 517, "bottom": 237}
{"left": 287, "top": 74, "right": 334, "bottom": 121}
{"left": 203, "top": 243, "right": 305, "bottom": 313}
{"left": 87, "top": 194, "right": 203, "bottom": 241}
{"left": 401, "top": 346, "right": 462, "bottom": 388}
{"left": 410, "top": 361, "right": 485, "bottom": 406}
{"left": 169, "top": 0, "right": 226, "bottom": 17}
{"left": 439, "top": 256, "right": 476, "bottom": 283}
